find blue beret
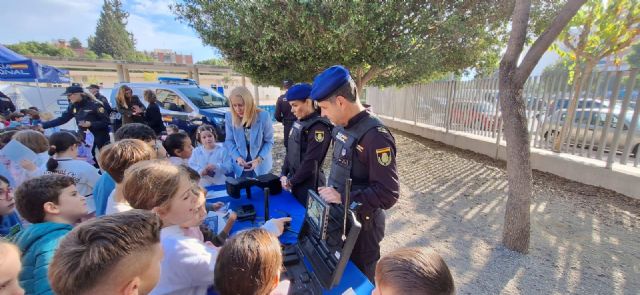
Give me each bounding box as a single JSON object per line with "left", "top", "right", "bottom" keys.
{"left": 285, "top": 83, "right": 312, "bottom": 101}
{"left": 311, "top": 65, "right": 351, "bottom": 101}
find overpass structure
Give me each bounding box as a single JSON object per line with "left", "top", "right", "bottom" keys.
{"left": 27, "top": 56, "right": 245, "bottom": 85}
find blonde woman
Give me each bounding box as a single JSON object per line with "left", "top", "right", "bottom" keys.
{"left": 224, "top": 86, "right": 274, "bottom": 177}
{"left": 115, "top": 85, "right": 145, "bottom": 126}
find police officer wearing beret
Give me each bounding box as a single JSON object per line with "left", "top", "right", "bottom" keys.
{"left": 40, "top": 86, "right": 111, "bottom": 160}
{"left": 311, "top": 65, "right": 399, "bottom": 281}
{"left": 275, "top": 80, "right": 297, "bottom": 151}
{"left": 279, "top": 83, "right": 333, "bottom": 206}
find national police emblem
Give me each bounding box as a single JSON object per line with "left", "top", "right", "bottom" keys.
{"left": 376, "top": 147, "right": 392, "bottom": 166}
{"left": 314, "top": 130, "right": 324, "bottom": 142}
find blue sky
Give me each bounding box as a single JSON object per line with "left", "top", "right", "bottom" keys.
{"left": 0, "top": 0, "right": 219, "bottom": 62}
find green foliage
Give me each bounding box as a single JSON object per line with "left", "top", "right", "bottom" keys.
{"left": 173, "top": 0, "right": 516, "bottom": 88}
{"left": 69, "top": 37, "right": 83, "bottom": 49}
{"left": 196, "top": 58, "right": 228, "bottom": 66}
{"left": 84, "top": 50, "right": 98, "bottom": 60}
{"left": 626, "top": 42, "right": 640, "bottom": 68}
{"left": 90, "top": 0, "right": 136, "bottom": 60}
{"left": 7, "top": 41, "right": 75, "bottom": 58}
{"left": 99, "top": 53, "right": 114, "bottom": 60}
{"left": 556, "top": 0, "right": 640, "bottom": 77}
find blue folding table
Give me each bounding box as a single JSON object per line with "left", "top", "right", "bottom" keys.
{"left": 206, "top": 185, "right": 374, "bottom": 294}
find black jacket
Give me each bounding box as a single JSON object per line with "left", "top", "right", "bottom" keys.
{"left": 0, "top": 91, "right": 16, "bottom": 116}
{"left": 117, "top": 95, "right": 146, "bottom": 125}
{"left": 144, "top": 102, "right": 166, "bottom": 135}
{"left": 41, "top": 95, "right": 110, "bottom": 138}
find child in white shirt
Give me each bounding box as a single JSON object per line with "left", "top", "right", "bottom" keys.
{"left": 188, "top": 125, "right": 232, "bottom": 187}
{"left": 163, "top": 132, "right": 192, "bottom": 166}
{"left": 45, "top": 131, "right": 100, "bottom": 212}
{"left": 121, "top": 160, "right": 291, "bottom": 295}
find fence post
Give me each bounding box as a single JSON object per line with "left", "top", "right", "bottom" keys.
{"left": 445, "top": 80, "right": 456, "bottom": 133}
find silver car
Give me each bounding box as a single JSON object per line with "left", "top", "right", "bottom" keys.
{"left": 541, "top": 108, "right": 640, "bottom": 157}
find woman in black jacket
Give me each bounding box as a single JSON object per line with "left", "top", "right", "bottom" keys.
{"left": 143, "top": 89, "right": 166, "bottom": 135}
{"left": 115, "top": 85, "right": 146, "bottom": 125}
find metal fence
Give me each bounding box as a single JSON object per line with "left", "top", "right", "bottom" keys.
{"left": 366, "top": 69, "right": 640, "bottom": 169}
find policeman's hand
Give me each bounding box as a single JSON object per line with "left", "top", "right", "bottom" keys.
{"left": 262, "top": 217, "right": 293, "bottom": 237}
{"left": 34, "top": 124, "right": 44, "bottom": 132}
{"left": 318, "top": 186, "right": 342, "bottom": 204}
{"left": 20, "top": 159, "right": 37, "bottom": 172}
{"left": 280, "top": 176, "right": 291, "bottom": 191}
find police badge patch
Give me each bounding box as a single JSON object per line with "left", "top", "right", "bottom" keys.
{"left": 314, "top": 130, "right": 324, "bottom": 142}
{"left": 98, "top": 107, "right": 105, "bottom": 113}
{"left": 376, "top": 147, "right": 392, "bottom": 166}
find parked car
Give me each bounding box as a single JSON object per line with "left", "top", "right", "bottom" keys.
{"left": 110, "top": 78, "right": 229, "bottom": 141}
{"left": 450, "top": 100, "right": 501, "bottom": 131}
{"left": 547, "top": 98, "right": 608, "bottom": 114}
{"left": 541, "top": 108, "right": 640, "bottom": 157}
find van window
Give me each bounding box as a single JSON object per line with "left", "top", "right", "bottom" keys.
{"left": 156, "top": 89, "right": 193, "bottom": 113}
{"left": 179, "top": 88, "right": 228, "bottom": 109}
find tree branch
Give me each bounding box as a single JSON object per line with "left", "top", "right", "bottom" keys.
{"left": 516, "top": 0, "right": 587, "bottom": 83}
{"left": 501, "top": 0, "right": 531, "bottom": 69}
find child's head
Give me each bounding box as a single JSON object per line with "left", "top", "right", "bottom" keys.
{"left": 122, "top": 160, "right": 198, "bottom": 226}
{"left": 0, "top": 175, "right": 15, "bottom": 217}
{"left": 373, "top": 247, "right": 455, "bottom": 295}
{"left": 7, "top": 112, "right": 23, "bottom": 122}
{"left": 13, "top": 130, "right": 49, "bottom": 153}
{"left": 47, "top": 131, "right": 80, "bottom": 172}
{"left": 0, "top": 130, "right": 17, "bottom": 149}
{"left": 98, "top": 139, "right": 156, "bottom": 183}
{"left": 166, "top": 125, "right": 179, "bottom": 135}
{"left": 195, "top": 124, "right": 217, "bottom": 147}
{"left": 180, "top": 187, "right": 207, "bottom": 228}
{"left": 163, "top": 132, "right": 192, "bottom": 159}
{"left": 214, "top": 228, "right": 282, "bottom": 295}
{"left": 114, "top": 123, "right": 167, "bottom": 159}
{"left": 49, "top": 209, "right": 163, "bottom": 295}
{"left": 14, "top": 174, "right": 86, "bottom": 224}
{"left": 0, "top": 241, "right": 24, "bottom": 295}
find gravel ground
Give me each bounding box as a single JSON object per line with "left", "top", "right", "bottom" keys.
{"left": 270, "top": 124, "right": 640, "bottom": 295}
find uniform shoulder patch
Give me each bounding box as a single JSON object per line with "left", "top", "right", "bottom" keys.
{"left": 98, "top": 107, "right": 105, "bottom": 113}
{"left": 314, "top": 130, "right": 325, "bottom": 142}
{"left": 377, "top": 126, "right": 388, "bottom": 134}
{"left": 356, "top": 144, "right": 364, "bottom": 152}
{"left": 375, "top": 147, "right": 392, "bottom": 166}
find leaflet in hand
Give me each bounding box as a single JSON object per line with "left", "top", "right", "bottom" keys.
{"left": 0, "top": 140, "right": 39, "bottom": 165}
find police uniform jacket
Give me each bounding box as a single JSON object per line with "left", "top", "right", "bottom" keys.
{"left": 42, "top": 95, "right": 110, "bottom": 139}
{"left": 0, "top": 92, "right": 16, "bottom": 116}
{"left": 275, "top": 94, "right": 296, "bottom": 123}
{"left": 281, "top": 112, "right": 332, "bottom": 203}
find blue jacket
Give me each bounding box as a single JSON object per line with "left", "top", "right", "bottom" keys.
{"left": 224, "top": 110, "right": 274, "bottom": 177}
{"left": 12, "top": 222, "right": 73, "bottom": 295}
{"left": 93, "top": 172, "right": 116, "bottom": 216}
{"left": 0, "top": 211, "right": 21, "bottom": 237}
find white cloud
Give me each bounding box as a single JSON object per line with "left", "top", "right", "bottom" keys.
{"left": 0, "top": 0, "right": 217, "bottom": 62}
{"left": 130, "top": 0, "right": 174, "bottom": 17}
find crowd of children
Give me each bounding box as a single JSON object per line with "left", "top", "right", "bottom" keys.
{"left": 0, "top": 103, "right": 456, "bottom": 295}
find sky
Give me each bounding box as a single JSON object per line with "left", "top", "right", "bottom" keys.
{"left": 0, "top": 0, "right": 219, "bottom": 62}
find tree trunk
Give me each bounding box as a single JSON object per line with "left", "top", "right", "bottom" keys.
{"left": 499, "top": 64, "right": 532, "bottom": 253}
{"left": 553, "top": 61, "right": 597, "bottom": 151}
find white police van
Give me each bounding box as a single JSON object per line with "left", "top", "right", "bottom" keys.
{"left": 110, "top": 77, "right": 229, "bottom": 140}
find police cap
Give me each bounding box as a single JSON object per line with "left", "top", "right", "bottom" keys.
{"left": 310, "top": 65, "right": 351, "bottom": 102}
{"left": 62, "top": 86, "right": 84, "bottom": 96}
{"left": 285, "top": 83, "right": 312, "bottom": 101}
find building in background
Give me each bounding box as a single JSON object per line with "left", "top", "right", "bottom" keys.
{"left": 148, "top": 49, "right": 193, "bottom": 65}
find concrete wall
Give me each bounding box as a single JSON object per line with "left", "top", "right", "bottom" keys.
{"left": 381, "top": 116, "right": 640, "bottom": 200}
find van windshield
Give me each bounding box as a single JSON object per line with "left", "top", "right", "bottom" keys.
{"left": 179, "top": 87, "right": 229, "bottom": 109}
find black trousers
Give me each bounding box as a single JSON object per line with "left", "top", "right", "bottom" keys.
{"left": 92, "top": 133, "right": 111, "bottom": 165}
{"left": 283, "top": 120, "right": 294, "bottom": 151}
{"left": 350, "top": 209, "right": 386, "bottom": 282}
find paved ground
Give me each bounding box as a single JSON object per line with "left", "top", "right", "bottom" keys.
{"left": 271, "top": 124, "right": 639, "bottom": 295}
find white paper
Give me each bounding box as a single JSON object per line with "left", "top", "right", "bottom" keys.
{"left": 0, "top": 140, "right": 38, "bottom": 164}
{"left": 206, "top": 190, "right": 228, "bottom": 199}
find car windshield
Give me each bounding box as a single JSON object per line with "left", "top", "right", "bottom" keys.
{"left": 179, "top": 87, "right": 229, "bottom": 109}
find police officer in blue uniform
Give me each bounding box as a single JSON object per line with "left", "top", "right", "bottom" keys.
{"left": 275, "top": 80, "right": 297, "bottom": 151}
{"left": 279, "top": 83, "right": 333, "bottom": 206}
{"left": 40, "top": 86, "right": 111, "bottom": 159}
{"left": 311, "top": 65, "right": 399, "bottom": 281}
